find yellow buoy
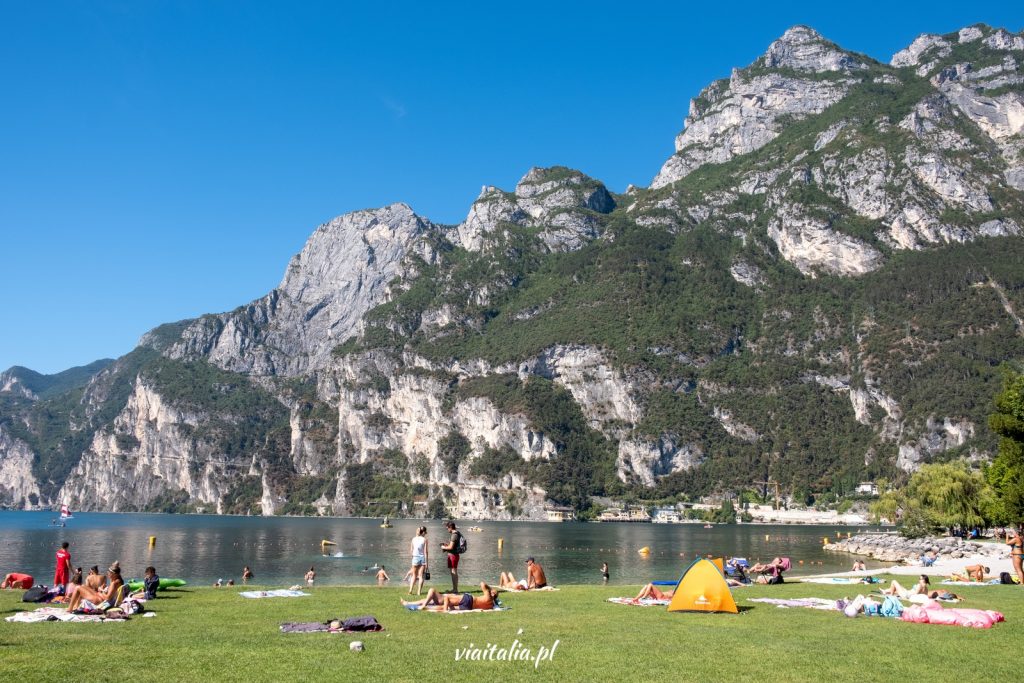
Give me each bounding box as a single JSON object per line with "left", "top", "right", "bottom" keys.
{"left": 148, "top": 536, "right": 156, "bottom": 548}
{"left": 498, "top": 538, "right": 504, "bottom": 551}
{"left": 765, "top": 535, "right": 770, "bottom": 541}
{"left": 638, "top": 546, "right": 651, "bottom": 555}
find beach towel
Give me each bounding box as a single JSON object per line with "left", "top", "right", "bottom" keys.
{"left": 939, "top": 579, "right": 1000, "bottom": 586}
{"left": 501, "top": 585, "right": 559, "bottom": 592}
{"left": 239, "top": 590, "right": 310, "bottom": 599}
{"left": 801, "top": 577, "right": 878, "bottom": 585}
{"left": 606, "top": 597, "right": 671, "bottom": 607}
{"left": 5, "top": 607, "right": 127, "bottom": 623}
{"left": 281, "top": 616, "right": 383, "bottom": 633}
{"left": 403, "top": 604, "right": 509, "bottom": 613}
{"left": 747, "top": 598, "right": 839, "bottom": 611}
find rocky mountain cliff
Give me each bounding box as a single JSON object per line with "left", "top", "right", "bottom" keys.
{"left": 3, "top": 24, "right": 1024, "bottom": 518}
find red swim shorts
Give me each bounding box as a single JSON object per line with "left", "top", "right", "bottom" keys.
{"left": 447, "top": 553, "right": 460, "bottom": 570}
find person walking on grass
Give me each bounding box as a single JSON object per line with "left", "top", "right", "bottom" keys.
{"left": 409, "top": 526, "right": 429, "bottom": 595}
{"left": 440, "top": 521, "right": 464, "bottom": 593}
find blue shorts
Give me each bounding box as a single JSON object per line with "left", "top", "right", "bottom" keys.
{"left": 458, "top": 593, "right": 473, "bottom": 610}
{"left": 412, "top": 555, "right": 425, "bottom": 567}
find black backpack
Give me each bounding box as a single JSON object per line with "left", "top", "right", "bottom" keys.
{"left": 456, "top": 532, "right": 468, "bottom": 555}
{"left": 22, "top": 585, "right": 48, "bottom": 602}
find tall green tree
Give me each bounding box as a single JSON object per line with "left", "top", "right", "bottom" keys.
{"left": 986, "top": 369, "right": 1024, "bottom": 525}
{"left": 871, "top": 462, "right": 993, "bottom": 537}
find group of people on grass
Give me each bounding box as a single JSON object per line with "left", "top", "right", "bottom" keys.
{"left": 2, "top": 541, "right": 160, "bottom": 613}
{"left": 394, "top": 521, "right": 553, "bottom": 611}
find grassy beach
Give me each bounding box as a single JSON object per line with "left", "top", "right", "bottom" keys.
{"left": 1, "top": 579, "right": 1021, "bottom": 682}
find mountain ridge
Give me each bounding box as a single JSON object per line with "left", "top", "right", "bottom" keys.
{"left": 2, "top": 23, "right": 1023, "bottom": 518}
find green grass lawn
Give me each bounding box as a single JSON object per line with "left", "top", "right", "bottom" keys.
{"left": 1, "top": 578, "right": 1020, "bottom": 682}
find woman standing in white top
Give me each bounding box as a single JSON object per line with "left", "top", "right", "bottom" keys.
{"left": 409, "top": 526, "right": 429, "bottom": 595}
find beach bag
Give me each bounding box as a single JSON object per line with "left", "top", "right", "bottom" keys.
{"left": 424, "top": 570, "right": 431, "bottom": 580}
{"left": 341, "top": 616, "right": 383, "bottom": 632}
{"left": 999, "top": 572, "right": 1015, "bottom": 585}
{"left": 22, "top": 585, "right": 48, "bottom": 603}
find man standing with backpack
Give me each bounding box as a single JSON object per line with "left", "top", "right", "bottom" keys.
{"left": 440, "top": 521, "right": 465, "bottom": 593}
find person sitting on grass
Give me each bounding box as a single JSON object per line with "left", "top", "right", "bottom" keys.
{"left": 498, "top": 557, "right": 548, "bottom": 591}
{"left": 67, "top": 566, "right": 123, "bottom": 612}
{"left": 950, "top": 565, "right": 990, "bottom": 582}
{"left": 400, "top": 582, "right": 498, "bottom": 611}
{"left": 85, "top": 565, "right": 106, "bottom": 591}
{"left": 130, "top": 566, "right": 159, "bottom": 600}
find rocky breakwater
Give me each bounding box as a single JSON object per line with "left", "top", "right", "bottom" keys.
{"left": 825, "top": 534, "right": 1007, "bottom": 564}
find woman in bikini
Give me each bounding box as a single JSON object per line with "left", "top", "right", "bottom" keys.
{"left": 633, "top": 583, "right": 674, "bottom": 601}
{"left": 67, "top": 566, "right": 123, "bottom": 612}
{"left": 1009, "top": 529, "right": 1024, "bottom": 584}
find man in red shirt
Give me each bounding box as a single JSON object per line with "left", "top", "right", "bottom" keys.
{"left": 54, "top": 541, "right": 71, "bottom": 588}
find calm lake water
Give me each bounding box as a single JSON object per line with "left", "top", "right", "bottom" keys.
{"left": 0, "top": 512, "right": 881, "bottom": 587}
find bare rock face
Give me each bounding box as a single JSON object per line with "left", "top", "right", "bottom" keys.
{"left": 651, "top": 27, "right": 862, "bottom": 188}
{"left": 767, "top": 206, "right": 883, "bottom": 276}
{"left": 0, "top": 426, "right": 41, "bottom": 509}
{"left": 452, "top": 167, "right": 615, "bottom": 253}
{"left": 616, "top": 436, "right": 702, "bottom": 487}
{"left": 891, "top": 34, "right": 951, "bottom": 69}
{"left": 151, "top": 203, "right": 434, "bottom": 376}
{"left": 60, "top": 382, "right": 241, "bottom": 512}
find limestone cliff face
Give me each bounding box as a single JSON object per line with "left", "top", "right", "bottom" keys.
{"left": 147, "top": 203, "right": 435, "bottom": 377}
{"left": 59, "top": 381, "right": 240, "bottom": 512}
{"left": 652, "top": 27, "right": 862, "bottom": 189}
{"left": 0, "top": 426, "right": 41, "bottom": 509}
{"left": 453, "top": 167, "right": 616, "bottom": 254}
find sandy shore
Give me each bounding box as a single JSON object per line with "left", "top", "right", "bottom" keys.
{"left": 794, "top": 547, "right": 1014, "bottom": 581}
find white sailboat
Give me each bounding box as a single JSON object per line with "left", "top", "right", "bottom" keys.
{"left": 60, "top": 503, "right": 73, "bottom": 520}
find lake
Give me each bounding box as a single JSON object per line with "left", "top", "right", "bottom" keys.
{"left": 0, "top": 511, "right": 881, "bottom": 587}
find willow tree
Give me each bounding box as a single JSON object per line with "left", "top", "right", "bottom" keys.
{"left": 986, "top": 369, "right": 1024, "bottom": 525}
{"left": 871, "top": 462, "right": 993, "bottom": 538}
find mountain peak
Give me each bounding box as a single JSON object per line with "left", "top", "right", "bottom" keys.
{"left": 762, "top": 24, "right": 865, "bottom": 73}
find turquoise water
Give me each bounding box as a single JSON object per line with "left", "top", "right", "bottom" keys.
{"left": 0, "top": 512, "right": 879, "bottom": 587}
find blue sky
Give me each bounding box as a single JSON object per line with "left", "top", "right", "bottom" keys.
{"left": 2, "top": 1, "right": 1021, "bottom": 374}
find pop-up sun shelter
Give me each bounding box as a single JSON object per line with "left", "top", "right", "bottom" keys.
{"left": 667, "top": 558, "right": 738, "bottom": 614}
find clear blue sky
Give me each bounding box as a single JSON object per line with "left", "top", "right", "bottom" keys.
{"left": 2, "top": 1, "right": 1021, "bottom": 374}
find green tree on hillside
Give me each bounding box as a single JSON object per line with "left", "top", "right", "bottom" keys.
{"left": 986, "top": 368, "right": 1024, "bottom": 526}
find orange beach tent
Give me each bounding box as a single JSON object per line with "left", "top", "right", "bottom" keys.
{"left": 667, "top": 558, "right": 738, "bottom": 614}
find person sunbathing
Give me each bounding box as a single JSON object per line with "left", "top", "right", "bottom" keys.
{"left": 881, "top": 575, "right": 929, "bottom": 599}
{"left": 499, "top": 558, "right": 548, "bottom": 590}
{"left": 401, "top": 582, "right": 498, "bottom": 611}
{"left": 85, "top": 565, "right": 107, "bottom": 591}
{"left": 67, "top": 567, "right": 123, "bottom": 612}
{"left": 634, "top": 583, "right": 674, "bottom": 601}
{"left": 950, "top": 565, "right": 990, "bottom": 582}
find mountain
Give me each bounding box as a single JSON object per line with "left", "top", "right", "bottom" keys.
{"left": 2, "top": 24, "right": 1023, "bottom": 517}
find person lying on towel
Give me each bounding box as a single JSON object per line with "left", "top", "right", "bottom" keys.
{"left": 401, "top": 582, "right": 498, "bottom": 611}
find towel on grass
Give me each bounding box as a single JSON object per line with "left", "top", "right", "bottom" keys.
{"left": 939, "top": 580, "right": 1000, "bottom": 586}
{"left": 280, "top": 617, "right": 384, "bottom": 633}
{"left": 5, "top": 607, "right": 128, "bottom": 623}
{"left": 606, "top": 597, "right": 670, "bottom": 607}
{"left": 239, "top": 590, "right": 310, "bottom": 599}
{"left": 500, "top": 586, "right": 559, "bottom": 592}
{"left": 801, "top": 577, "right": 878, "bottom": 585}
{"left": 402, "top": 604, "right": 509, "bottom": 613}
{"left": 748, "top": 598, "right": 839, "bottom": 610}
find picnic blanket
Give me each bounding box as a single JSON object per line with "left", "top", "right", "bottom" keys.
{"left": 606, "top": 597, "right": 671, "bottom": 607}
{"left": 5, "top": 607, "right": 128, "bottom": 623}
{"left": 748, "top": 597, "right": 839, "bottom": 611}
{"left": 239, "top": 590, "right": 310, "bottom": 599}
